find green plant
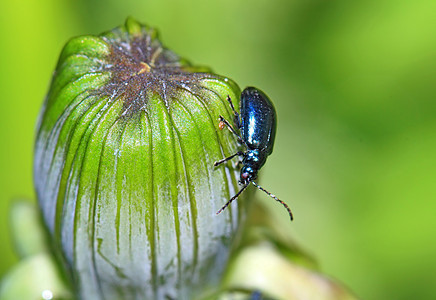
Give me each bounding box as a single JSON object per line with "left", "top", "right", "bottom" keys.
{"left": 1, "top": 18, "right": 357, "bottom": 300}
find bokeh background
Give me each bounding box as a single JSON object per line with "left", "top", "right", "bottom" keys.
{"left": 1, "top": 0, "right": 435, "bottom": 299}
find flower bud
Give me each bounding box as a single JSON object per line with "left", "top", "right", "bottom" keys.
{"left": 34, "top": 18, "right": 244, "bottom": 299}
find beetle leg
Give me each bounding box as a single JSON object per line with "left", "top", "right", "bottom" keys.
{"left": 226, "top": 95, "right": 241, "bottom": 128}
{"left": 213, "top": 151, "right": 244, "bottom": 167}
{"left": 218, "top": 115, "right": 244, "bottom": 144}
{"left": 252, "top": 181, "right": 294, "bottom": 221}
{"left": 233, "top": 159, "right": 243, "bottom": 169}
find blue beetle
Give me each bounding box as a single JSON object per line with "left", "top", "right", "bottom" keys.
{"left": 214, "top": 87, "right": 293, "bottom": 220}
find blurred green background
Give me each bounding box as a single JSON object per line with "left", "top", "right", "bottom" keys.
{"left": 1, "top": 0, "right": 435, "bottom": 299}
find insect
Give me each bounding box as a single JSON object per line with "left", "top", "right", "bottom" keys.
{"left": 214, "top": 87, "right": 294, "bottom": 221}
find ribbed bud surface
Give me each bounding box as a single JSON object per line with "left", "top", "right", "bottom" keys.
{"left": 34, "top": 18, "right": 243, "bottom": 299}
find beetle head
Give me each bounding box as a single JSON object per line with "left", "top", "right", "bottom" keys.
{"left": 240, "top": 165, "right": 257, "bottom": 185}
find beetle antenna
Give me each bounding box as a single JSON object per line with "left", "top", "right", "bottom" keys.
{"left": 252, "top": 181, "right": 293, "bottom": 221}
{"left": 216, "top": 183, "right": 250, "bottom": 215}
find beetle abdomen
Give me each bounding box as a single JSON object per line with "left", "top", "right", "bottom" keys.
{"left": 240, "top": 87, "right": 276, "bottom": 154}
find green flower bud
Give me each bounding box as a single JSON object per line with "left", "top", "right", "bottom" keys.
{"left": 218, "top": 202, "right": 358, "bottom": 300}
{"left": 34, "top": 18, "right": 244, "bottom": 299}
{"left": 0, "top": 253, "right": 73, "bottom": 300}
{"left": 0, "top": 201, "right": 72, "bottom": 300}
{"left": 10, "top": 200, "right": 50, "bottom": 258}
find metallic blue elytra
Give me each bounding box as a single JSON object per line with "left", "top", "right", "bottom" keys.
{"left": 214, "top": 87, "right": 293, "bottom": 221}
{"left": 239, "top": 87, "right": 276, "bottom": 184}
{"left": 241, "top": 87, "right": 276, "bottom": 154}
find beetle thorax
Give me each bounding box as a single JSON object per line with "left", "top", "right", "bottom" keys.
{"left": 240, "top": 150, "right": 267, "bottom": 184}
